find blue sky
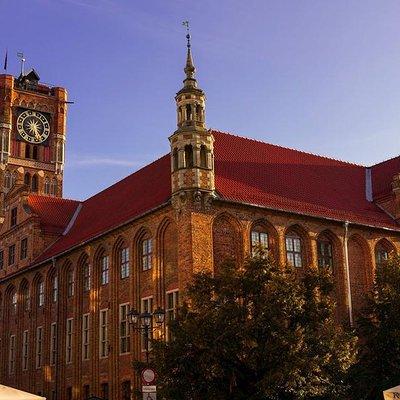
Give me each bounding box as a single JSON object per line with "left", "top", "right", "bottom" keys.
{"left": 1, "top": 0, "right": 400, "bottom": 200}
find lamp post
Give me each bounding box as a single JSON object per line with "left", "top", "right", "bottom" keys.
{"left": 127, "top": 306, "right": 166, "bottom": 364}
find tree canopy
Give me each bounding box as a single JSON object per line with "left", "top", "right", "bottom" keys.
{"left": 152, "top": 254, "right": 357, "bottom": 400}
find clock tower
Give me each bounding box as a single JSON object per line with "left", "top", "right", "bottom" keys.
{"left": 0, "top": 70, "right": 67, "bottom": 205}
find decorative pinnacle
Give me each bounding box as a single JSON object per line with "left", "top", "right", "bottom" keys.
{"left": 182, "top": 21, "right": 196, "bottom": 88}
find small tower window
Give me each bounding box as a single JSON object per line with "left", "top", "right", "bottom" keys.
{"left": 186, "top": 104, "right": 192, "bottom": 121}
{"left": 31, "top": 175, "right": 38, "bottom": 192}
{"left": 51, "top": 178, "right": 57, "bottom": 196}
{"left": 24, "top": 173, "right": 31, "bottom": 186}
{"left": 200, "top": 145, "right": 207, "bottom": 168}
{"left": 25, "top": 144, "right": 31, "bottom": 159}
{"left": 44, "top": 178, "right": 50, "bottom": 194}
{"left": 4, "top": 171, "right": 11, "bottom": 189}
{"left": 32, "top": 146, "right": 38, "bottom": 160}
{"left": 184, "top": 145, "right": 193, "bottom": 168}
{"left": 173, "top": 148, "right": 179, "bottom": 171}
{"left": 196, "top": 104, "right": 202, "bottom": 121}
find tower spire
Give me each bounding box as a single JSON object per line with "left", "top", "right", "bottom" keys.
{"left": 182, "top": 21, "right": 196, "bottom": 88}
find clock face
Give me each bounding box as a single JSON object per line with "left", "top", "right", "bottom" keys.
{"left": 17, "top": 110, "right": 50, "bottom": 144}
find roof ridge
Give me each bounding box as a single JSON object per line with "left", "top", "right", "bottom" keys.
{"left": 28, "top": 194, "right": 80, "bottom": 203}
{"left": 210, "top": 128, "right": 365, "bottom": 168}
{"left": 81, "top": 152, "right": 170, "bottom": 203}
{"left": 369, "top": 154, "right": 400, "bottom": 168}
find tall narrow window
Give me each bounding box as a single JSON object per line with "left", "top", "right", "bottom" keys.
{"left": 186, "top": 103, "right": 192, "bottom": 120}
{"left": 24, "top": 172, "right": 31, "bottom": 186}
{"left": 38, "top": 280, "right": 45, "bottom": 307}
{"left": 51, "top": 178, "right": 57, "bottom": 196}
{"left": 52, "top": 276, "right": 58, "bottom": 302}
{"left": 184, "top": 144, "right": 193, "bottom": 168}
{"left": 285, "top": 232, "right": 302, "bottom": 268}
{"left": 10, "top": 207, "right": 17, "bottom": 227}
{"left": 44, "top": 178, "right": 50, "bottom": 195}
{"left": 22, "top": 286, "right": 30, "bottom": 311}
{"left": 101, "top": 383, "right": 109, "bottom": 400}
{"left": 66, "top": 387, "right": 72, "bottom": 400}
{"left": 317, "top": 238, "right": 333, "bottom": 270}
{"left": 8, "top": 244, "right": 15, "bottom": 266}
{"left": 0, "top": 250, "right": 4, "bottom": 269}
{"left": 166, "top": 291, "right": 179, "bottom": 342}
{"left": 25, "top": 144, "right": 31, "bottom": 159}
{"left": 173, "top": 148, "right": 179, "bottom": 171}
{"left": 141, "top": 239, "right": 153, "bottom": 271}
{"left": 82, "top": 313, "right": 90, "bottom": 361}
{"left": 36, "top": 326, "right": 43, "bottom": 369}
{"left": 375, "top": 242, "right": 391, "bottom": 266}
{"left": 83, "top": 262, "right": 91, "bottom": 292}
{"left": 251, "top": 229, "right": 269, "bottom": 256}
{"left": 100, "top": 255, "right": 109, "bottom": 285}
{"left": 200, "top": 145, "right": 207, "bottom": 168}
{"left": 120, "top": 247, "right": 130, "bottom": 279}
{"left": 66, "top": 318, "right": 73, "bottom": 364}
{"left": 4, "top": 171, "right": 11, "bottom": 189}
{"left": 67, "top": 268, "right": 74, "bottom": 297}
{"left": 141, "top": 297, "right": 153, "bottom": 351}
{"left": 22, "top": 330, "right": 29, "bottom": 370}
{"left": 32, "top": 146, "right": 38, "bottom": 160}
{"left": 119, "top": 304, "right": 130, "bottom": 354}
{"left": 20, "top": 238, "right": 28, "bottom": 260}
{"left": 11, "top": 291, "right": 17, "bottom": 314}
{"left": 50, "top": 323, "right": 57, "bottom": 366}
{"left": 121, "top": 381, "right": 131, "bottom": 400}
{"left": 31, "top": 175, "right": 38, "bottom": 192}
{"left": 83, "top": 385, "right": 90, "bottom": 400}
{"left": 9, "top": 334, "right": 16, "bottom": 375}
{"left": 99, "top": 309, "right": 109, "bottom": 358}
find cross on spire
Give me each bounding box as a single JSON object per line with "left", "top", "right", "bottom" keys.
{"left": 182, "top": 21, "right": 196, "bottom": 88}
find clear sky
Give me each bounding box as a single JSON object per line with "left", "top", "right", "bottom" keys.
{"left": 1, "top": 0, "right": 400, "bottom": 200}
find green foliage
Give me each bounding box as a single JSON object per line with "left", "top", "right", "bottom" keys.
{"left": 152, "top": 255, "right": 357, "bottom": 400}
{"left": 350, "top": 255, "right": 400, "bottom": 399}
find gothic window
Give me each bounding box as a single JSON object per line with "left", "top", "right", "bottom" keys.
{"left": 52, "top": 275, "right": 58, "bottom": 302}
{"left": 83, "top": 262, "right": 91, "bottom": 292}
{"left": 186, "top": 104, "right": 192, "bottom": 120}
{"left": 8, "top": 244, "right": 15, "bottom": 266}
{"left": 120, "top": 247, "right": 130, "bottom": 279}
{"left": 200, "top": 145, "right": 207, "bottom": 168}
{"left": 31, "top": 175, "right": 38, "bottom": 192}
{"left": 67, "top": 268, "right": 74, "bottom": 298}
{"left": 375, "top": 240, "right": 394, "bottom": 266}
{"left": 184, "top": 145, "right": 193, "bottom": 168}
{"left": 141, "top": 238, "right": 153, "bottom": 271}
{"left": 100, "top": 255, "right": 109, "bottom": 285}
{"left": 32, "top": 146, "right": 38, "bottom": 160}
{"left": 173, "top": 148, "right": 179, "bottom": 171}
{"left": 11, "top": 291, "right": 17, "bottom": 314}
{"left": 251, "top": 229, "right": 269, "bottom": 256}
{"left": 20, "top": 238, "right": 28, "bottom": 260}
{"left": 25, "top": 144, "right": 31, "bottom": 159}
{"left": 4, "top": 171, "right": 11, "bottom": 189}
{"left": 21, "top": 284, "right": 30, "bottom": 311}
{"left": 317, "top": 236, "right": 334, "bottom": 270}
{"left": 196, "top": 104, "right": 202, "bottom": 121}
{"left": 37, "top": 279, "right": 45, "bottom": 307}
{"left": 24, "top": 172, "right": 31, "bottom": 186}
{"left": 285, "top": 232, "right": 303, "bottom": 268}
{"left": 44, "top": 178, "right": 50, "bottom": 194}
{"left": 51, "top": 178, "right": 57, "bottom": 196}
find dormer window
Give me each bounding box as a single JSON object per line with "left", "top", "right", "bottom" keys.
{"left": 10, "top": 207, "right": 17, "bottom": 227}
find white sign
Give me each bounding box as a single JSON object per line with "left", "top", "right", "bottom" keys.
{"left": 142, "top": 386, "right": 156, "bottom": 393}
{"left": 143, "top": 393, "right": 156, "bottom": 400}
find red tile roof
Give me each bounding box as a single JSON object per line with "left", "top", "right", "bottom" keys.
{"left": 27, "top": 195, "right": 80, "bottom": 234}
{"left": 34, "top": 130, "right": 399, "bottom": 264}
{"left": 371, "top": 156, "right": 400, "bottom": 200}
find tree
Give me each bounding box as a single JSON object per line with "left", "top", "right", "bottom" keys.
{"left": 350, "top": 255, "right": 400, "bottom": 399}
{"left": 152, "top": 254, "right": 357, "bottom": 400}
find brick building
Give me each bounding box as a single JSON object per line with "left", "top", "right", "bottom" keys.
{"left": 1, "top": 37, "right": 400, "bottom": 400}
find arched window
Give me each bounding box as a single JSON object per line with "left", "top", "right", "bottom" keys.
{"left": 83, "top": 262, "right": 91, "bottom": 292}
{"left": 31, "top": 175, "right": 38, "bottom": 192}
{"left": 173, "top": 148, "right": 179, "bottom": 171}
{"left": 251, "top": 226, "right": 269, "bottom": 256}
{"left": 24, "top": 172, "right": 31, "bottom": 186}
{"left": 120, "top": 247, "right": 130, "bottom": 279}
{"left": 317, "top": 234, "right": 334, "bottom": 270}
{"left": 186, "top": 104, "right": 192, "bottom": 120}
{"left": 21, "top": 283, "right": 30, "bottom": 312}
{"left": 100, "top": 255, "right": 109, "bottom": 285}
{"left": 196, "top": 104, "right": 202, "bottom": 121}
{"left": 67, "top": 268, "right": 74, "bottom": 297}
{"left": 44, "top": 178, "right": 50, "bottom": 194}
{"left": 141, "top": 238, "right": 153, "bottom": 271}
{"left": 52, "top": 275, "right": 58, "bottom": 302}
{"left": 200, "top": 145, "right": 207, "bottom": 168}
{"left": 25, "top": 144, "right": 31, "bottom": 159}
{"left": 51, "top": 178, "right": 57, "bottom": 196}
{"left": 37, "top": 279, "right": 45, "bottom": 307}
{"left": 375, "top": 240, "right": 394, "bottom": 266}
{"left": 4, "top": 171, "right": 11, "bottom": 189}
{"left": 32, "top": 146, "right": 38, "bottom": 160}
{"left": 184, "top": 145, "right": 193, "bottom": 168}
{"left": 11, "top": 172, "right": 17, "bottom": 188}
{"left": 285, "top": 231, "right": 303, "bottom": 268}
{"left": 11, "top": 291, "right": 17, "bottom": 314}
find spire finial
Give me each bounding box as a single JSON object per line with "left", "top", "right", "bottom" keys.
{"left": 182, "top": 21, "right": 196, "bottom": 88}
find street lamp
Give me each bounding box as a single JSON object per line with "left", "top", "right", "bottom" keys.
{"left": 127, "top": 307, "right": 166, "bottom": 364}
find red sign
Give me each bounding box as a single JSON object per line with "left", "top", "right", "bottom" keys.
{"left": 141, "top": 368, "right": 156, "bottom": 385}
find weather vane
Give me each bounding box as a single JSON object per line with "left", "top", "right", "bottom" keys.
{"left": 182, "top": 20, "right": 191, "bottom": 49}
